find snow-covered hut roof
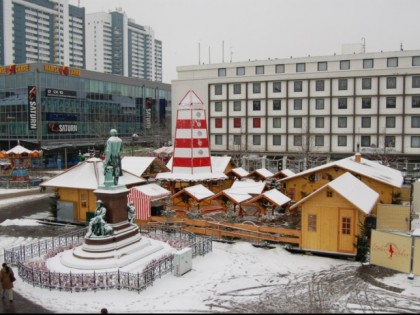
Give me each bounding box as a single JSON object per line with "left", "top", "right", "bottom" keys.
{"left": 130, "top": 183, "right": 170, "bottom": 197}
{"left": 250, "top": 168, "right": 274, "bottom": 179}
{"left": 229, "top": 167, "right": 250, "bottom": 178}
{"left": 290, "top": 172, "right": 379, "bottom": 214}
{"left": 280, "top": 154, "right": 403, "bottom": 188}
{"left": 165, "top": 156, "right": 231, "bottom": 173}
{"left": 40, "top": 158, "right": 145, "bottom": 189}
{"left": 121, "top": 156, "right": 165, "bottom": 177}
{"left": 183, "top": 184, "right": 215, "bottom": 201}
{"left": 229, "top": 179, "right": 266, "bottom": 195}
{"left": 244, "top": 188, "right": 291, "bottom": 207}
{"left": 274, "top": 169, "right": 295, "bottom": 178}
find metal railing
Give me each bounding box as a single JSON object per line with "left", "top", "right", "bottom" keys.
{"left": 3, "top": 224, "right": 212, "bottom": 293}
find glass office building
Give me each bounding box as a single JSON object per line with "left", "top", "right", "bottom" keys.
{"left": 0, "top": 63, "right": 171, "bottom": 167}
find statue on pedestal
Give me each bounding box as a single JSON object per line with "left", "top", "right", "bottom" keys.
{"left": 103, "top": 129, "right": 123, "bottom": 186}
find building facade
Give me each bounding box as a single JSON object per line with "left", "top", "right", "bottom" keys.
{"left": 0, "top": 0, "right": 163, "bottom": 82}
{"left": 0, "top": 0, "right": 85, "bottom": 68}
{"left": 172, "top": 49, "right": 420, "bottom": 174}
{"left": 85, "top": 9, "right": 163, "bottom": 82}
{"left": 0, "top": 62, "right": 171, "bottom": 167}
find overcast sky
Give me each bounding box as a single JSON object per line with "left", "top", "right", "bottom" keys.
{"left": 72, "top": 0, "right": 420, "bottom": 84}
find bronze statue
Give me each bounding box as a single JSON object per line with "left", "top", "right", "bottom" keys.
{"left": 86, "top": 200, "right": 113, "bottom": 237}
{"left": 127, "top": 202, "right": 135, "bottom": 224}
{"left": 103, "top": 129, "right": 123, "bottom": 185}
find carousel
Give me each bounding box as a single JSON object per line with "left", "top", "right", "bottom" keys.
{"left": 0, "top": 141, "right": 42, "bottom": 181}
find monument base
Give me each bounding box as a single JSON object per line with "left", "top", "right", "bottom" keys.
{"left": 60, "top": 236, "right": 167, "bottom": 270}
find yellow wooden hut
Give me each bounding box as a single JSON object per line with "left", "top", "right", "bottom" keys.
{"left": 289, "top": 172, "right": 379, "bottom": 255}
{"left": 40, "top": 157, "right": 148, "bottom": 222}
{"left": 279, "top": 153, "right": 403, "bottom": 207}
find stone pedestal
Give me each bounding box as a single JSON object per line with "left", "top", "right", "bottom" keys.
{"left": 94, "top": 185, "right": 129, "bottom": 224}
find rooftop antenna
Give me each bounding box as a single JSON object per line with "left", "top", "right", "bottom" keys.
{"left": 361, "top": 37, "right": 366, "bottom": 53}
{"left": 400, "top": 41, "right": 404, "bottom": 51}
{"left": 209, "top": 46, "right": 211, "bottom": 64}
{"left": 230, "top": 46, "right": 233, "bottom": 62}
{"left": 198, "top": 42, "right": 201, "bottom": 64}
{"left": 222, "top": 40, "right": 224, "bottom": 63}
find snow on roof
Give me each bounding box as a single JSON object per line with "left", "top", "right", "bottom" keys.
{"left": 252, "top": 168, "right": 274, "bottom": 179}
{"left": 211, "top": 156, "right": 232, "bottom": 173}
{"left": 184, "top": 184, "right": 215, "bottom": 200}
{"left": 6, "top": 144, "right": 33, "bottom": 154}
{"left": 229, "top": 179, "right": 266, "bottom": 195}
{"left": 121, "top": 156, "right": 156, "bottom": 177}
{"left": 156, "top": 171, "right": 227, "bottom": 181}
{"left": 230, "top": 167, "right": 250, "bottom": 177}
{"left": 244, "top": 188, "right": 291, "bottom": 206}
{"left": 291, "top": 172, "right": 379, "bottom": 214}
{"left": 41, "top": 158, "right": 145, "bottom": 189}
{"left": 131, "top": 183, "right": 170, "bottom": 197}
{"left": 262, "top": 189, "right": 291, "bottom": 206}
{"left": 274, "top": 169, "right": 295, "bottom": 177}
{"left": 223, "top": 190, "right": 253, "bottom": 203}
{"left": 281, "top": 155, "right": 403, "bottom": 188}
{"left": 165, "top": 156, "right": 231, "bottom": 173}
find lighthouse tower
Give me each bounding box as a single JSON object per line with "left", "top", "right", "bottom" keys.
{"left": 156, "top": 90, "right": 227, "bottom": 182}
{"left": 172, "top": 90, "right": 212, "bottom": 175}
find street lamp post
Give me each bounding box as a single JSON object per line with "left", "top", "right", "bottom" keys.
{"left": 7, "top": 116, "right": 16, "bottom": 150}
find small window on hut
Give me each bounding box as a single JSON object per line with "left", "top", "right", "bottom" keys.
{"left": 81, "top": 193, "right": 87, "bottom": 207}
{"left": 308, "top": 214, "right": 317, "bottom": 232}
{"left": 326, "top": 190, "right": 333, "bottom": 198}
{"left": 342, "top": 217, "right": 351, "bottom": 235}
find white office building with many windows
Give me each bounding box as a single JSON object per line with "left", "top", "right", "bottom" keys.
{"left": 172, "top": 49, "right": 420, "bottom": 174}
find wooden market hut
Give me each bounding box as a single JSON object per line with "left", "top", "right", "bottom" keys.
{"left": 245, "top": 168, "right": 274, "bottom": 182}
{"left": 226, "top": 167, "right": 250, "bottom": 181}
{"left": 171, "top": 184, "right": 221, "bottom": 216}
{"left": 208, "top": 179, "right": 266, "bottom": 213}
{"left": 40, "top": 158, "right": 145, "bottom": 223}
{"left": 241, "top": 188, "right": 291, "bottom": 217}
{"left": 279, "top": 153, "right": 404, "bottom": 205}
{"left": 289, "top": 172, "right": 379, "bottom": 256}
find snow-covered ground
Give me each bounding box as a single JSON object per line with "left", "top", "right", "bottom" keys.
{"left": 1, "top": 189, "right": 420, "bottom": 313}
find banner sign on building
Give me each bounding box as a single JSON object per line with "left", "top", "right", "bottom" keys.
{"left": 28, "top": 86, "right": 37, "bottom": 130}
{"left": 48, "top": 123, "right": 78, "bottom": 133}
{"left": 45, "top": 88, "right": 77, "bottom": 99}
{"left": 44, "top": 64, "right": 80, "bottom": 76}
{"left": 159, "top": 99, "right": 166, "bottom": 125}
{"left": 145, "top": 97, "right": 153, "bottom": 129}
{"left": 0, "top": 64, "right": 29, "bottom": 75}
{"left": 46, "top": 113, "right": 78, "bottom": 121}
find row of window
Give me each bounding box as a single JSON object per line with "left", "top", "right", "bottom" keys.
{"left": 217, "top": 56, "right": 420, "bottom": 77}
{"left": 213, "top": 134, "right": 420, "bottom": 148}
{"left": 213, "top": 116, "right": 420, "bottom": 129}
{"left": 215, "top": 76, "right": 420, "bottom": 95}
{"left": 212, "top": 96, "right": 420, "bottom": 112}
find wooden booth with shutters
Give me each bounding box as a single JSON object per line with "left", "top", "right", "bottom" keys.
{"left": 290, "top": 172, "right": 379, "bottom": 255}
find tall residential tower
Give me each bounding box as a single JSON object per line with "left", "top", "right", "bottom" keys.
{"left": 85, "top": 8, "right": 162, "bottom": 82}
{"left": 0, "top": 0, "right": 85, "bottom": 68}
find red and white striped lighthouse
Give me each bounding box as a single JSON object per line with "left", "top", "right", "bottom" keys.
{"left": 172, "top": 90, "right": 212, "bottom": 175}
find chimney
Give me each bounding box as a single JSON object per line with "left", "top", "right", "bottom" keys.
{"left": 355, "top": 152, "right": 361, "bottom": 163}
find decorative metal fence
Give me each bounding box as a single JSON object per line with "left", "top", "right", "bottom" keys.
{"left": 3, "top": 224, "right": 212, "bottom": 293}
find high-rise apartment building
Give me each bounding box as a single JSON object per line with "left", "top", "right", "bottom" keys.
{"left": 172, "top": 49, "right": 420, "bottom": 174}
{"left": 0, "top": 1, "right": 162, "bottom": 82}
{"left": 0, "top": 0, "right": 85, "bottom": 68}
{"left": 85, "top": 9, "right": 162, "bottom": 82}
